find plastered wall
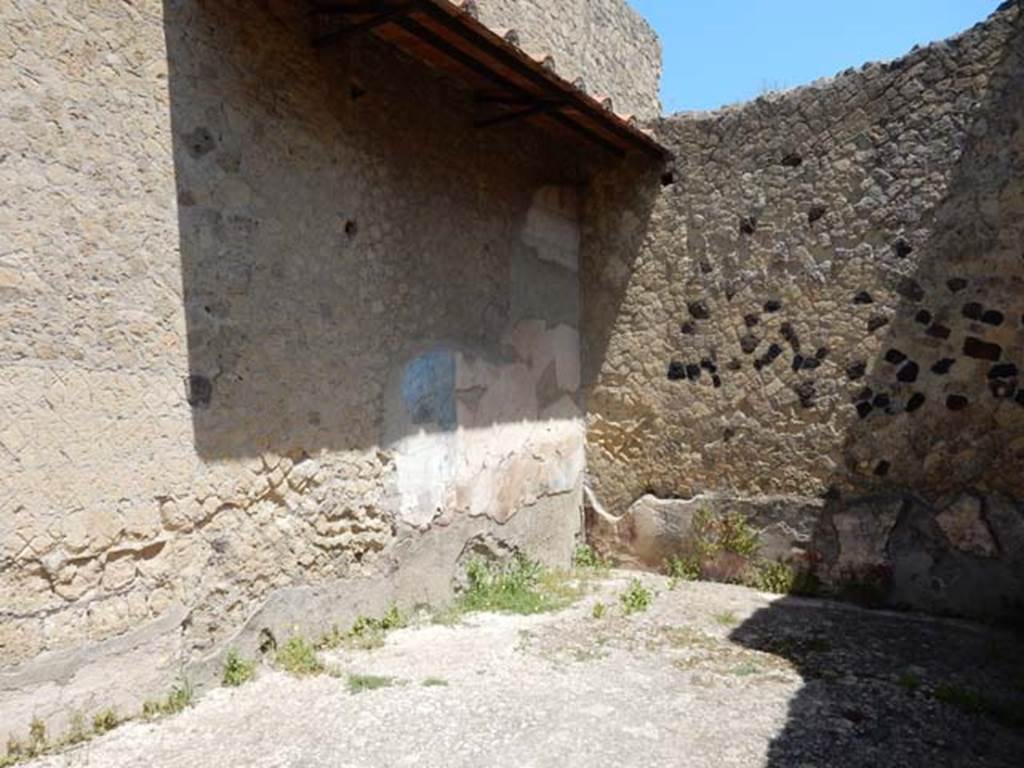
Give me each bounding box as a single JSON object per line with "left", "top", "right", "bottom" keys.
{"left": 0, "top": 0, "right": 596, "bottom": 740}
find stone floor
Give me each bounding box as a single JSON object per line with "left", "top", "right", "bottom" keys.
{"left": 24, "top": 574, "right": 1024, "bottom": 768}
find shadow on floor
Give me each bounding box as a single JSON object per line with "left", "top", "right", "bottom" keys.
{"left": 729, "top": 597, "right": 1024, "bottom": 767}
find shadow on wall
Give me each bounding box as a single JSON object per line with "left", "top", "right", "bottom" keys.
{"left": 810, "top": 4, "right": 1024, "bottom": 620}
{"left": 162, "top": 0, "right": 595, "bottom": 461}
{"left": 728, "top": 597, "right": 1024, "bottom": 767}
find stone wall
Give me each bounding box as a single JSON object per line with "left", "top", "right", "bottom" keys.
{"left": 583, "top": 3, "right": 1024, "bottom": 620}
{"left": 0, "top": 0, "right": 608, "bottom": 741}
{"left": 476, "top": 0, "right": 662, "bottom": 119}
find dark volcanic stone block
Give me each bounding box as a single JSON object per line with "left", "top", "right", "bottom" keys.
{"left": 946, "top": 395, "right": 969, "bottom": 411}
{"left": 906, "top": 393, "right": 926, "bottom": 412}
{"left": 897, "top": 362, "right": 920, "bottom": 383}
{"left": 963, "top": 337, "right": 1001, "bottom": 361}
{"left": 981, "top": 310, "right": 1005, "bottom": 326}
{"left": 931, "top": 358, "right": 956, "bottom": 374}
{"left": 688, "top": 301, "right": 711, "bottom": 320}
{"left": 847, "top": 362, "right": 867, "bottom": 380}
{"left": 668, "top": 361, "right": 687, "bottom": 381}
{"left": 885, "top": 349, "right": 908, "bottom": 365}
{"left": 853, "top": 291, "right": 874, "bottom": 305}
{"left": 893, "top": 240, "right": 914, "bottom": 259}
{"left": 962, "top": 302, "right": 984, "bottom": 320}
{"left": 988, "top": 363, "right": 1019, "bottom": 379}
{"left": 896, "top": 277, "right": 924, "bottom": 302}
{"left": 926, "top": 324, "right": 951, "bottom": 339}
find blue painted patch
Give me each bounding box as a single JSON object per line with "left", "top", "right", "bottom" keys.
{"left": 401, "top": 350, "right": 456, "bottom": 430}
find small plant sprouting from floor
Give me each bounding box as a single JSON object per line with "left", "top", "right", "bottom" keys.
{"left": 27, "top": 718, "right": 46, "bottom": 757}
{"left": 322, "top": 603, "right": 408, "bottom": 651}
{"left": 62, "top": 712, "right": 88, "bottom": 749}
{"left": 898, "top": 671, "right": 922, "bottom": 691}
{"left": 664, "top": 555, "right": 701, "bottom": 589}
{"left": 731, "top": 661, "right": 761, "bottom": 677}
{"left": 591, "top": 601, "right": 607, "bottom": 619}
{"left": 692, "top": 508, "right": 759, "bottom": 559}
{"left": 222, "top": 649, "right": 257, "bottom": 687}
{"left": 421, "top": 677, "right": 448, "bottom": 687}
{"left": 347, "top": 674, "right": 394, "bottom": 694}
{"left": 935, "top": 683, "right": 993, "bottom": 716}
{"left": 276, "top": 636, "right": 324, "bottom": 677}
{"left": 63, "top": 712, "right": 89, "bottom": 747}
{"left": 458, "top": 554, "right": 580, "bottom": 616}
{"left": 620, "top": 579, "right": 654, "bottom": 615}
{"left": 572, "top": 544, "right": 608, "bottom": 570}
{"left": 143, "top": 677, "right": 195, "bottom": 720}
{"left": 92, "top": 708, "right": 119, "bottom": 735}
{"left": 713, "top": 611, "right": 740, "bottom": 627}
{"left": 752, "top": 561, "right": 796, "bottom": 594}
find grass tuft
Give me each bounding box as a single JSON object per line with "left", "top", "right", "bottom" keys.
{"left": 347, "top": 674, "right": 394, "bottom": 694}
{"left": 572, "top": 544, "right": 609, "bottom": 570}
{"left": 321, "top": 604, "right": 408, "bottom": 651}
{"left": 620, "top": 579, "right": 654, "bottom": 615}
{"left": 458, "top": 555, "right": 580, "bottom": 616}
{"left": 91, "top": 709, "right": 119, "bottom": 735}
{"left": 421, "top": 677, "right": 448, "bottom": 687}
{"left": 222, "top": 650, "right": 257, "bottom": 687}
{"left": 142, "top": 678, "right": 194, "bottom": 720}
{"left": 276, "top": 636, "right": 324, "bottom": 677}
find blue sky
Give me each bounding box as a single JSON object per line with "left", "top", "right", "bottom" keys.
{"left": 629, "top": 0, "right": 1003, "bottom": 112}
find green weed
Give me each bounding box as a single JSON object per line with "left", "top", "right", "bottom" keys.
{"left": 421, "top": 677, "right": 448, "bottom": 687}
{"left": 458, "top": 555, "right": 580, "bottom": 616}
{"left": 92, "top": 708, "right": 119, "bottom": 735}
{"left": 347, "top": 674, "right": 394, "bottom": 694}
{"left": 572, "top": 544, "right": 608, "bottom": 570}
{"left": 664, "top": 555, "right": 701, "bottom": 589}
{"left": 142, "top": 678, "right": 194, "bottom": 720}
{"left": 276, "top": 636, "right": 324, "bottom": 677}
{"left": 692, "top": 508, "right": 759, "bottom": 558}
{"left": 752, "top": 561, "right": 795, "bottom": 594}
{"left": 898, "top": 671, "right": 922, "bottom": 692}
{"left": 591, "top": 602, "right": 607, "bottom": 619}
{"left": 62, "top": 712, "right": 89, "bottom": 746}
{"left": 27, "top": 718, "right": 46, "bottom": 757}
{"left": 324, "top": 604, "right": 408, "bottom": 650}
{"left": 620, "top": 579, "right": 654, "bottom": 615}
{"left": 935, "top": 683, "right": 989, "bottom": 714}
{"left": 713, "top": 611, "right": 740, "bottom": 627}
{"left": 222, "top": 650, "right": 257, "bottom": 687}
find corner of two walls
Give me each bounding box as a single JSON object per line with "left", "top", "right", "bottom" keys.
{"left": 582, "top": 4, "right": 1024, "bottom": 622}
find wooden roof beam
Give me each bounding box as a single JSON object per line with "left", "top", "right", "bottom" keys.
{"left": 392, "top": 15, "right": 625, "bottom": 156}
{"left": 314, "top": 2, "right": 421, "bottom": 48}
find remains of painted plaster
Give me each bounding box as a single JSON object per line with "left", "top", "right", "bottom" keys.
{"left": 0, "top": 0, "right": 640, "bottom": 740}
